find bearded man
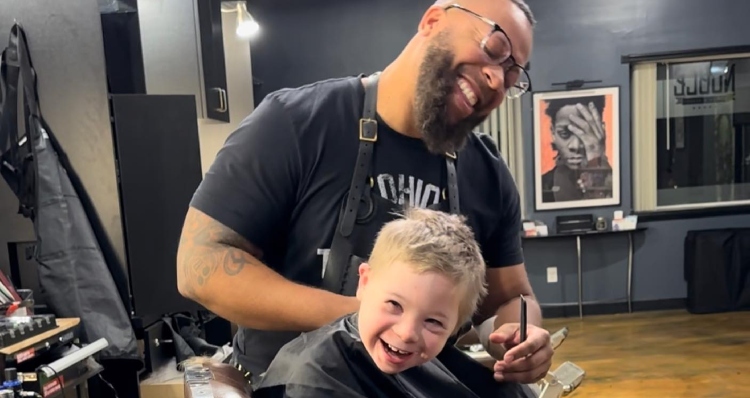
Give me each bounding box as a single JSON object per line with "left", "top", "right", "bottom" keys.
{"left": 176, "top": 0, "right": 553, "bottom": 392}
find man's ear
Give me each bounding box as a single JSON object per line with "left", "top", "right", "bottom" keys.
{"left": 356, "top": 262, "right": 371, "bottom": 300}
{"left": 417, "top": 5, "right": 448, "bottom": 37}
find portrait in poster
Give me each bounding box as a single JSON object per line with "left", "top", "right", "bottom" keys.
{"left": 532, "top": 86, "right": 620, "bottom": 211}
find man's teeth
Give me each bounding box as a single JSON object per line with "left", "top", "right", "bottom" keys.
{"left": 458, "top": 78, "right": 477, "bottom": 106}
{"left": 386, "top": 342, "right": 411, "bottom": 355}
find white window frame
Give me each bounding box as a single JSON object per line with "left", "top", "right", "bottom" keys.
{"left": 631, "top": 52, "right": 750, "bottom": 213}
{"left": 478, "top": 97, "right": 527, "bottom": 218}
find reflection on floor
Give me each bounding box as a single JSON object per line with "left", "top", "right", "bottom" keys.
{"left": 543, "top": 309, "right": 750, "bottom": 398}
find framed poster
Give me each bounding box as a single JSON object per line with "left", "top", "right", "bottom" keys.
{"left": 533, "top": 86, "right": 620, "bottom": 211}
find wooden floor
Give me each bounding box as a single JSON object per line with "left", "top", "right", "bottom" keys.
{"left": 543, "top": 309, "right": 750, "bottom": 397}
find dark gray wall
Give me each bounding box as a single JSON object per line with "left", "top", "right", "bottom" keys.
{"left": 247, "top": 0, "right": 431, "bottom": 100}
{"left": 0, "top": 1, "right": 127, "bottom": 284}
{"left": 520, "top": 0, "right": 750, "bottom": 307}
{"left": 248, "top": 0, "right": 750, "bottom": 308}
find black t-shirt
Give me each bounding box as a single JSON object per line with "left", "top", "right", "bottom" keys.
{"left": 189, "top": 75, "right": 524, "bottom": 378}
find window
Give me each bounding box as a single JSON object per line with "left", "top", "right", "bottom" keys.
{"left": 632, "top": 52, "right": 750, "bottom": 212}
{"left": 478, "top": 96, "right": 527, "bottom": 217}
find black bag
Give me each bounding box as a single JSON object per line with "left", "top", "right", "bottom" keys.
{"left": 0, "top": 23, "right": 140, "bottom": 362}
{"left": 685, "top": 228, "right": 750, "bottom": 314}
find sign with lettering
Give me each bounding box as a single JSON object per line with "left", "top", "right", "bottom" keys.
{"left": 658, "top": 61, "right": 739, "bottom": 118}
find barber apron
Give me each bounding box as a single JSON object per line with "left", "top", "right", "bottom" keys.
{"left": 321, "top": 72, "right": 460, "bottom": 297}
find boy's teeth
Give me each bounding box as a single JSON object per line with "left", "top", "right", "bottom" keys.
{"left": 458, "top": 78, "right": 477, "bottom": 106}
{"left": 387, "top": 343, "right": 409, "bottom": 355}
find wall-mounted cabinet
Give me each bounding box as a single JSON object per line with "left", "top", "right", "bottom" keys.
{"left": 138, "top": 0, "right": 231, "bottom": 123}
{"left": 196, "top": 0, "right": 230, "bottom": 122}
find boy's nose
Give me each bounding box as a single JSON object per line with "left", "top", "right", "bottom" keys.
{"left": 393, "top": 321, "right": 419, "bottom": 344}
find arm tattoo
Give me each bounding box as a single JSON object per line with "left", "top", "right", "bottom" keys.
{"left": 178, "top": 209, "right": 262, "bottom": 290}
{"left": 224, "top": 250, "right": 252, "bottom": 276}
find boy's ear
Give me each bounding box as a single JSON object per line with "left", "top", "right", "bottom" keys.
{"left": 356, "top": 262, "right": 371, "bottom": 300}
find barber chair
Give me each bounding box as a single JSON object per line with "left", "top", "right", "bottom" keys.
{"left": 184, "top": 360, "right": 252, "bottom": 398}
{"left": 182, "top": 327, "right": 583, "bottom": 398}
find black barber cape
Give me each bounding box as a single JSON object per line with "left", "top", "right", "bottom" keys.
{"left": 252, "top": 313, "right": 535, "bottom": 398}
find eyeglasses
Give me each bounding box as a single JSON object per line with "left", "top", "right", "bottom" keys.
{"left": 444, "top": 3, "right": 532, "bottom": 99}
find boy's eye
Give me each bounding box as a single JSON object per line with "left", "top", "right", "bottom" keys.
{"left": 426, "top": 319, "right": 444, "bottom": 329}
{"left": 386, "top": 300, "right": 401, "bottom": 310}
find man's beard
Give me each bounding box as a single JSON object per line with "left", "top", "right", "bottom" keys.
{"left": 413, "top": 35, "right": 486, "bottom": 155}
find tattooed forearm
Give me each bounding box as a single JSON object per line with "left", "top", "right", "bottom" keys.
{"left": 177, "top": 207, "right": 263, "bottom": 296}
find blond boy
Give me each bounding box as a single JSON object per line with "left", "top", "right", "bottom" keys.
{"left": 354, "top": 207, "right": 487, "bottom": 374}
{"left": 253, "top": 208, "right": 533, "bottom": 398}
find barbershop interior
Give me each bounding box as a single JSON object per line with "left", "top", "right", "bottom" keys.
{"left": 1, "top": 0, "right": 749, "bottom": 397}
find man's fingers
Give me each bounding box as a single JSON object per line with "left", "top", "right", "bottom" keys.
{"left": 490, "top": 332, "right": 519, "bottom": 346}
{"left": 492, "top": 327, "right": 554, "bottom": 383}
{"left": 503, "top": 342, "right": 535, "bottom": 365}
{"left": 566, "top": 122, "right": 585, "bottom": 141}
{"left": 576, "top": 103, "right": 594, "bottom": 124}
{"left": 568, "top": 121, "right": 603, "bottom": 161}
{"left": 569, "top": 113, "right": 601, "bottom": 144}
{"left": 568, "top": 115, "right": 596, "bottom": 143}
{"left": 576, "top": 103, "right": 603, "bottom": 141}
{"left": 568, "top": 113, "right": 590, "bottom": 134}
{"left": 504, "top": 334, "right": 548, "bottom": 362}
{"left": 489, "top": 323, "right": 519, "bottom": 345}
{"left": 499, "top": 346, "right": 553, "bottom": 384}
{"left": 504, "top": 345, "right": 552, "bottom": 373}
{"left": 572, "top": 104, "right": 605, "bottom": 142}
{"left": 493, "top": 360, "right": 505, "bottom": 372}
{"left": 588, "top": 102, "right": 605, "bottom": 139}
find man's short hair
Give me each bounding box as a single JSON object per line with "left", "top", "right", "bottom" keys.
{"left": 368, "top": 207, "right": 488, "bottom": 330}
{"left": 510, "top": 0, "right": 536, "bottom": 27}
{"left": 434, "top": 0, "right": 536, "bottom": 26}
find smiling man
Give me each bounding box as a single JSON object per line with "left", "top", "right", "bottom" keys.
{"left": 177, "top": 0, "right": 552, "bottom": 392}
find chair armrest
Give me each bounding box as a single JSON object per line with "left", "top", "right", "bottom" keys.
{"left": 184, "top": 359, "right": 252, "bottom": 398}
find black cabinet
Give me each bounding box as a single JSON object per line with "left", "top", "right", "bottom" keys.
{"left": 197, "top": 0, "right": 230, "bottom": 122}
{"left": 137, "top": 0, "right": 231, "bottom": 123}
{"left": 685, "top": 228, "right": 750, "bottom": 314}
{"left": 110, "top": 94, "right": 204, "bottom": 327}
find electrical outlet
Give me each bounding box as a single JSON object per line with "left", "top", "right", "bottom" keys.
{"left": 547, "top": 267, "right": 558, "bottom": 283}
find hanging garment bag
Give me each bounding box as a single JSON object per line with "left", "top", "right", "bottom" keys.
{"left": 0, "top": 23, "right": 139, "bottom": 363}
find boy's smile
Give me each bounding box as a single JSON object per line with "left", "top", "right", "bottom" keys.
{"left": 378, "top": 337, "right": 416, "bottom": 368}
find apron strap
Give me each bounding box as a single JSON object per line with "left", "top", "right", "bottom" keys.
{"left": 339, "top": 73, "right": 380, "bottom": 238}
{"left": 1, "top": 23, "right": 44, "bottom": 155}
{"left": 322, "top": 72, "right": 462, "bottom": 295}
{"left": 445, "top": 154, "right": 459, "bottom": 214}
{"left": 0, "top": 23, "right": 35, "bottom": 211}
{"left": 0, "top": 34, "right": 21, "bottom": 178}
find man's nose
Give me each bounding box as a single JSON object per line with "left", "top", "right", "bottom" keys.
{"left": 569, "top": 137, "right": 582, "bottom": 150}
{"left": 393, "top": 320, "right": 420, "bottom": 344}
{"left": 482, "top": 65, "right": 506, "bottom": 96}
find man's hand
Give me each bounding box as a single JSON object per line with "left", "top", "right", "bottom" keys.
{"left": 567, "top": 102, "right": 605, "bottom": 162}
{"left": 489, "top": 322, "right": 552, "bottom": 384}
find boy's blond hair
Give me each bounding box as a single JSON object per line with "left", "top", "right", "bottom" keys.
{"left": 368, "top": 207, "right": 488, "bottom": 332}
